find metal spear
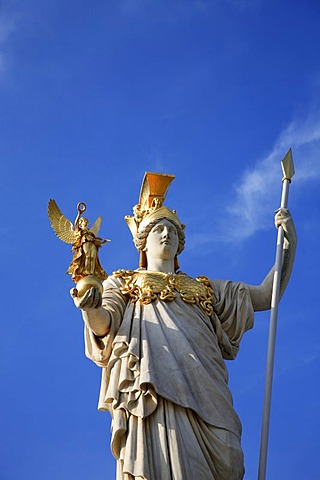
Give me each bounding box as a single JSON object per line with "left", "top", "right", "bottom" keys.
{"left": 258, "top": 149, "right": 295, "bottom": 480}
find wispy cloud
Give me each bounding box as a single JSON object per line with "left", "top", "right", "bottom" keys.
{"left": 277, "top": 341, "right": 320, "bottom": 377}
{"left": 0, "top": 11, "right": 16, "bottom": 75}
{"left": 224, "top": 114, "right": 320, "bottom": 241}
{"left": 186, "top": 113, "right": 320, "bottom": 251}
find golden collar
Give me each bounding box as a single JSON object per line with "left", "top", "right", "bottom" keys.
{"left": 113, "top": 269, "right": 214, "bottom": 317}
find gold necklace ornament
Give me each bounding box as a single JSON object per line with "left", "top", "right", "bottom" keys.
{"left": 113, "top": 269, "right": 214, "bottom": 317}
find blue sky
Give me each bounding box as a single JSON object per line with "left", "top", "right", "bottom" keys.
{"left": 1, "top": 1, "right": 320, "bottom": 479}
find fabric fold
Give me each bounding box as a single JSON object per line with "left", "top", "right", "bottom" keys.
{"left": 84, "top": 273, "right": 254, "bottom": 479}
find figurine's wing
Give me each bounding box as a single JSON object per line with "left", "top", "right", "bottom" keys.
{"left": 48, "top": 199, "right": 77, "bottom": 244}
{"left": 90, "top": 216, "right": 102, "bottom": 236}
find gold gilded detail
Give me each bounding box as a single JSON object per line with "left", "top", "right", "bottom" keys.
{"left": 113, "top": 270, "right": 214, "bottom": 316}
{"left": 125, "top": 172, "right": 185, "bottom": 239}
{"left": 48, "top": 199, "right": 110, "bottom": 296}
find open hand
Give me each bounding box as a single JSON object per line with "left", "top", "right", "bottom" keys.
{"left": 70, "top": 286, "right": 102, "bottom": 310}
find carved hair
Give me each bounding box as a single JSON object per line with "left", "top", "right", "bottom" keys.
{"left": 134, "top": 217, "right": 185, "bottom": 255}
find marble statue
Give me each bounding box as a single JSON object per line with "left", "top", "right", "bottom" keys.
{"left": 71, "top": 172, "right": 296, "bottom": 480}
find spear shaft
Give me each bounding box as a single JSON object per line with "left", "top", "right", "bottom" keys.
{"left": 258, "top": 149, "right": 295, "bottom": 480}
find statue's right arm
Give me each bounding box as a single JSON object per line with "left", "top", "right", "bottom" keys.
{"left": 72, "top": 287, "right": 111, "bottom": 337}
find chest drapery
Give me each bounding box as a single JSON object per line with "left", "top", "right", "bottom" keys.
{"left": 85, "top": 271, "right": 254, "bottom": 435}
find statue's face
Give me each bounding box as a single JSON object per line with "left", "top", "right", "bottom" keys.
{"left": 79, "top": 218, "right": 89, "bottom": 229}
{"left": 145, "top": 218, "right": 179, "bottom": 262}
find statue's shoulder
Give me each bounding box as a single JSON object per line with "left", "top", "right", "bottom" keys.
{"left": 194, "top": 274, "right": 212, "bottom": 286}
{"left": 108, "top": 269, "right": 137, "bottom": 286}
{"left": 112, "top": 269, "right": 136, "bottom": 280}
{"left": 177, "top": 271, "right": 213, "bottom": 286}
{"left": 101, "top": 269, "right": 135, "bottom": 289}
{"left": 176, "top": 272, "right": 214, "bottom": 295}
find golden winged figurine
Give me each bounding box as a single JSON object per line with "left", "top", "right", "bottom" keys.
{"left": 48, "top": 199, "right": 109, "bottom": 297}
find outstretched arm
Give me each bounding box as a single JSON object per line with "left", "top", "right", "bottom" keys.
{"left": 247, "top": 208, "right": 297, "bottom": 311}
{"left": 72, "top": 287, "right": 111, "bottom": 337}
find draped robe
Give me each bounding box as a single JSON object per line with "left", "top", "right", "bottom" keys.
{"left": 84, "top": 272, "right": 254, "bottom": 480}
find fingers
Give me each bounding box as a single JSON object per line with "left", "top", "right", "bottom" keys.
{"left": 71, "top": 287, "right": 102, "bottom": 310}
{"left": 79, "top": 288, "right": 94, "bottom": 308}
{"left": 275, "top": 207, "right": 289, "bottom": 216}
{"left": 81, "top": 287, "right": 102, "bottom": 309}
{"left": 274, "top": 209, "right": 297, "bottom": 246}
{"left": 95, "top": 289, "right": 102, "bottom": 309}
{"left": 274, "top": 208, "right": 291, "bottom": 228}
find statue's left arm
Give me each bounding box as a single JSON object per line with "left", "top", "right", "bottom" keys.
{"left": 247, "top": 208, "right": 297, "bottom": 312}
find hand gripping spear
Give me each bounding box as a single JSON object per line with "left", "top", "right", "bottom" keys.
{"left": 258, "top": 149, "right": 295, "bottom": 480}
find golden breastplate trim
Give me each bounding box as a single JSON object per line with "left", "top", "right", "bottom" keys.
{"left": 113, "top": 270, "right": 214, "bottom": 316}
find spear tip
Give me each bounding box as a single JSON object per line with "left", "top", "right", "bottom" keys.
{"left": 281, "top": 148, "right": 295, "bottom": 181}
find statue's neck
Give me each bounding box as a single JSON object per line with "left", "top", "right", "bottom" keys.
{"left": 146, "top": 258, "right": 175, "bottom": 274}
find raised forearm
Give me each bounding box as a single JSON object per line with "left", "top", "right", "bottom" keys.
{"left": 248, "top": 210, "right": 297, "bottom": 311}
{"left": 278, "top": 230, "right": 297, "bottom": 299}
{"left": 72, "top": 286, "right": 111, "bottom": 337}
{"left": 249, "top": 248, "right": 295, "bottom": 311}
{"left": 82, "top": 307, "right": 111, "bottom": 337}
